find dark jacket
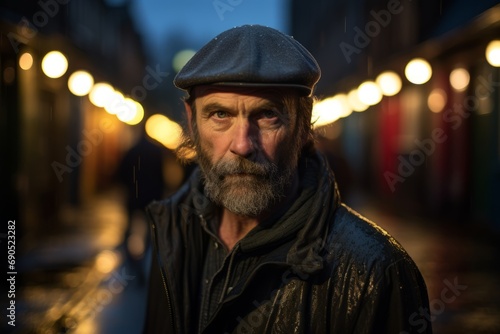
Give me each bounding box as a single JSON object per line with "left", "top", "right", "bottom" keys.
{"left": 144, "top": 151, "right": 432, "bottom": 333}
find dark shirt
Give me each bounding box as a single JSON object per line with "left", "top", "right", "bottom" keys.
{"left": 197, "top": 212, "right": 275, "bottom": 332}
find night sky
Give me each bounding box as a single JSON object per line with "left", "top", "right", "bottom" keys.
{"left": 121, "top": 0, "right": 290, "bottom": 61}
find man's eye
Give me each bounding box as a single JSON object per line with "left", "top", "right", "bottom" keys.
{"left": 261, "top": 109, "right": 278, "bottom": 119}
{"left": 214, "top": 111, "right": 228, "bottom": 118}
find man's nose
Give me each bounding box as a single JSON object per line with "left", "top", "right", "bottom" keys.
{"left": 229, "top": 119, "right": 256, "bottom": 158}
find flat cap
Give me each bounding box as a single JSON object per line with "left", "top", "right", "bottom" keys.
{"left": 174, "top": 25, "right": 321, "bottom": 96}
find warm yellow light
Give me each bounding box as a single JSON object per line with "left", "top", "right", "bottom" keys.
{"left": 428, "top": 88, "right": 447, "bottom": 113}
{"left": 146, "top": 114, "right": 183, "bottom": 149}
{"left": 405, "top": 58, "right": 432, "bottom": 84}
{"left": 312, "top": 94, "right": 351, "bottom": 127}
{"left": 117, "top": 98, "right": 138, "bottom": 123}
{"left": 89, "top": 82, "right": 115, "bottom": 108}
{"left": 334, "top": 94, "right": 352, "bottom": 118}
{"left": 104, "top": 91, "right": 125, "bottom": 114}
{"left": 19, "top": 52, "right": 33, "bottom": 70}
{"left": 147, "top": 114, "right": 162, "bottom": 132}
{"left": 95, "top": 250, "right": 120, "bottom": 274}
{"left": 68, "top": 71, "right": 94, "bottom": 96}
{"left": 41, "top": 51, "right": 68, "bottom": 78}
{"left": 376, "top": 71, "right": 402, "bottom": 96}
{"left": 183, "top": 149, "right": 197, "bottom": 160}
{"left": 125, "top": 101, "right": 144, "bottom": 125}
{"left": 449, "top": 68, "right": 470, "bottom": 92}
{"left": 358, "top": 81, "right": 382, "bottom": 106}
{"left": 172, "top": 49, "right": 196, "bottom": 73}
{"left": 485, "top": 40, "right": 500, "bottom": 67}
{"left": 347, "top": 89, "right": 369, "bottom": 112}
{"left": 312, "top": 98, "right": 337, "bottom": 127}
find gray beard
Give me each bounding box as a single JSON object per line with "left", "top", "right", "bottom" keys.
{"left": 196, "top": 148, "right": 298, "bottom": 217}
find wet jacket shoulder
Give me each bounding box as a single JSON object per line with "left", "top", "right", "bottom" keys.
{"left": 322, "top": 204, "right": 432, "bottom": 333}
{"left": 143, "top": 151, "right": 432, "bottom": 334}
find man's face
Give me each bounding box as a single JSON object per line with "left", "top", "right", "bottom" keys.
{"left": 189, "top": 86, "right": 303, "bottom": 217}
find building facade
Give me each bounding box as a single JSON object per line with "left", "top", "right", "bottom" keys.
{"left": 1, "top": 0, "right": 147, "bottom": 241}
{"left": 291, "top": 0, "right": 500, "bottom": 228}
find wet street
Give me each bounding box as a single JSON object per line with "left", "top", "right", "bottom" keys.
{"left": 357, "top": 202, "right": 500, "bottom": 334}
{"left": 8, "top": 190, "right": 500, "bottom": 334}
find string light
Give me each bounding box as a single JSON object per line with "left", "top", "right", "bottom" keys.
{"left": 405, "top": 58, "right": 432, "bottom": 84}
{"left": 19, "top": 52, "right": 34, "bottom": 70}
{"left": 358, "top": 81, "right": 382, "bottom": 105}
{"left": 68, "top": 71, "right": 94, "bottom": 96}
{"left": 376, "top": 71, "right": 402, "bottom": 96}
{"left": 485, "top": 40, "right": 500, "bottom": 67}
{"left": 41, "top": 51, "right": 68, "bottom": 78}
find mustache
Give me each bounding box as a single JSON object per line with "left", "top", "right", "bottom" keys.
{"left": 211, "top": 158, "right": 278, "bottom": 178}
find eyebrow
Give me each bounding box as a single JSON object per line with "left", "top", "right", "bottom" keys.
{"left": 200, "top": 100, "right": 284, "bottom": 116}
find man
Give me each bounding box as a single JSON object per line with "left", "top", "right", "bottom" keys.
{"left": 144, "top": 25, "right": 432, "bottom": 333}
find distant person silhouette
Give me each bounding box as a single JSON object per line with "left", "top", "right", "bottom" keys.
{"left": 116, "top": 132, "right": 166, "bottom": 284}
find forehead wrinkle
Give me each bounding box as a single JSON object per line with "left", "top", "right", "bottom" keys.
{"left": 194, "top": 85, "right": 290, "bottom": 104}
{"left": 197, "top": 93, "right": 284, "bottom": 117}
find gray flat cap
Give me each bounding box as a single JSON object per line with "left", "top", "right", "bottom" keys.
{"left": 174, "top": 25, "right": 321, "bottom": 96}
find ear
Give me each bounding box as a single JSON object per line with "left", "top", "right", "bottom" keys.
{"left": 184, "top": 101, "right": 194, "bottom": 136}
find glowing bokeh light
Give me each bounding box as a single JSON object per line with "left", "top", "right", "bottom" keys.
{"left": 104, "top": 91, "right": 125, "bottom": 114}
{"left": 449, "top": 68, "right": 470, "bottom": 92}
{"left": 146, "top": 114, "right": 183, "bottom": 149}
{"left": 358, "top": 81, "right": 382, "bottom": 105}
{"left": 19, "top": 52, "right": 33, "bottom": 70}
{"left": 89, "top": 82, "right": 115, "bottom": 108}
{"left": 335, "top": 94, "right": 353, "bottom": 118}
{"left": 376, "top": 71, "right": 402, "bottom": 96}
{"left": 405, "top": 58, "right": 432, "bottom": 85}
{"left": 312, "top": 98, "right": 339, "bottom": 127}
{"left": 347, "top": 89, "right": 369, "bottom": 112}
{"left": 485, "top": 40, "right": 500, "bottom": 67}
{"left": 125, "top": 101, "right": 144, "bottom": 125}
{"left": 116, "top": 98, "right": 138, "bottom": 122}
{"left": 41, "top": 51, "right": 68, "bottom": 78}
{"left": 95, "top": 250, "right": 120, "bottom": 274}
{"left": 312, "top": 94, "right": 351, "bottom": 127}
{"left": 68, "top": 71, "right": 94, "bottom": 96}
{"left": 428, "top": 88, "right": 447, "bottom": 113}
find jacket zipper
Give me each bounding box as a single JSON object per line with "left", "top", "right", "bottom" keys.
{"left": 198, "top": 214, "right": 240, "bottom": 330}
{"left": 219, "top": 244, "right": 239, "bottom": 304}
{"left": 150, "top": 221, "right": 177, "bottom": 333}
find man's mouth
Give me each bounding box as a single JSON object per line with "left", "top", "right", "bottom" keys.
{"left": 223, "top": 172, "right": 264, "bottom": 180}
